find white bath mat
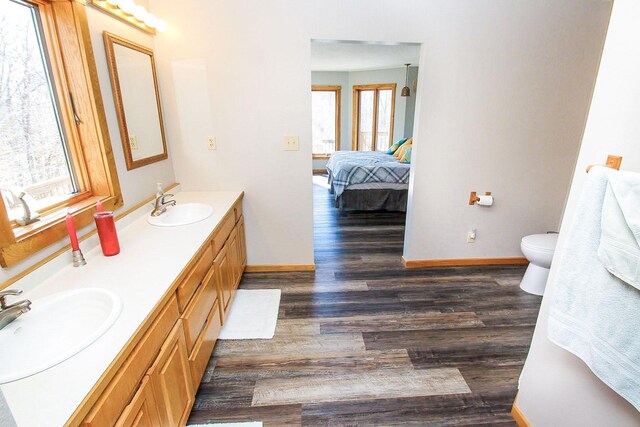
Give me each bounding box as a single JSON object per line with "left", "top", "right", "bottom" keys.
{"left": 218, "top": 289, "right": 281, "bottom": 339}
{"left": 188, "top": 423, "right": 262, "bottom": 427}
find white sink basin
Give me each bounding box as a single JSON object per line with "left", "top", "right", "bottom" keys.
{"left": 147, "top": 203, "right": 213, "bottom": 227}
{"left": 0, "top": 288, "right": 122, "bottom": 384}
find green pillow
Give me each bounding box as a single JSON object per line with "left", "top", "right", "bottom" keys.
{"left": 400, "top": 146, "right": 412, "bottom": 163}
{"left": 386, "top": 138, "right": 408, "bottom": 154}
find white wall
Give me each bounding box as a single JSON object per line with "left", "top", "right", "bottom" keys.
{"left": 403, "top": 2, "right": 610, "bottom": 261}
{"left": 517, "top": 0, "right": 640, "bottom": 424}
{"left": 0, "top": 7, "right": 176, "bottom": 284}
{"left": 311, "top": 67, "right": 418, "bottom": 171}
{"left": 150, "top": 0, "right": 611, "bottom": 268}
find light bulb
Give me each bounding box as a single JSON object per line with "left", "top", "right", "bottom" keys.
{"left": 132, "top": 5, "right": 147, "bottom": 21}
{"left": 143, "top": 13, "right": 158, "bottom": 28}
{"left": 155, "top": 19, "right": 167, "bottom": 32}
{"left": 118, "top": 0, "right": 135, "bottom": 14}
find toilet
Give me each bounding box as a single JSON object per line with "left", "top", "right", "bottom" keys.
{"left": 520, "top": 233, "right": 558, "bottom": 296}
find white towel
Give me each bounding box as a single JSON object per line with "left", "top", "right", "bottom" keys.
{"left": 598, "top": 171, "right": 640, "bottom": 289}
{"left": 548, "top": 167, "right": 640, "bottom": 411}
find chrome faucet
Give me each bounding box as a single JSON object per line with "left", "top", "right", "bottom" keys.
{"left": 151, "top": 192, "right": 176, "bottom": 217}
{"left": 0, "top": 289, "right": 31, "bottom": 330}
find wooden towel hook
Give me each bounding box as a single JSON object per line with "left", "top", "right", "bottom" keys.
{"left": 586, "top": 155, "right": 622, "bottom": 173}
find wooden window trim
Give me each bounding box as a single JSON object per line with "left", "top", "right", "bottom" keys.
{"left": 311, "top": 85, "right": 341, "bottom": 159}
{"left": 351, "top": 83, "right": 396, "bottom": 151}
{"left": 0, "top": 0, "right": 123, "bottom": 268}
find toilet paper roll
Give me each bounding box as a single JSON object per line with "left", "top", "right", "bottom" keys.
{"left": 477, "top": 195, "right": 494, "bottom": 206}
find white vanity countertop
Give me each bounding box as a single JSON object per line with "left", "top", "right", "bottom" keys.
{"left": 0, "top": 190, "right": 243, "bottom": 427}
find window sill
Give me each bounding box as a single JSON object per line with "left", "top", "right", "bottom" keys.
{"left": 0, "top": 195, "right": 123, "bottom": 268}
{"left": 312, "top": 154, "right": 332, "bottom": 160}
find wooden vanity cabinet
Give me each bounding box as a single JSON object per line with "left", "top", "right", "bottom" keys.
{"left": 79, "top": 197, "right": 246, "bottom": 427}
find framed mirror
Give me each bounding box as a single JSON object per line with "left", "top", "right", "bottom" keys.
{"left": 103, "top": 32, "right": 168, "bottom": 170}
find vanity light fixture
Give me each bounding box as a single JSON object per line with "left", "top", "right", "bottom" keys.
{"left": 89, "top": 0, "right": 167, "bottom": 35}
{"left": 401, "top": 63, "right": 411, "bottom": 97}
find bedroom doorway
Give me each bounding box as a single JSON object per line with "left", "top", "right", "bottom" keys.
{"left": 310, "top": 39, "right": 421, "bottom": 263}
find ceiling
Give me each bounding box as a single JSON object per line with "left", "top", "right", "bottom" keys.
{"left": 310, "top": 40, "right": 421, "bottom": 72}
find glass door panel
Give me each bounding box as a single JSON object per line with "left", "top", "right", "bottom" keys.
{"left": 358, "top": 90, "right": 374, "bottom": 151}
{"left": 375, "top": 89, "right": 393, "bottom": 151}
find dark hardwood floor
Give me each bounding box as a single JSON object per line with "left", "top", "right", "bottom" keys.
{"left": 187, "top": 175, "right": 542, "bottom": 426}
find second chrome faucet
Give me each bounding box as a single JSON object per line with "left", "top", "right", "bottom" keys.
{"left": 0, "top": 289, "right": 31, "bottom": 330}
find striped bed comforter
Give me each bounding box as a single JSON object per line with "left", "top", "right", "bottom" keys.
{"left": 326, "top": 151, "right": 411, "bottom": 198}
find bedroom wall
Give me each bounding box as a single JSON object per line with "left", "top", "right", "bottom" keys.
{"left": 150, "top": 0, "right": 611, "bottom": 268}
{"left": 311, "top": 67, "right": 418, "bottom": 171}
{"left": 403, "top": 66, "right": 419, "bottom": 138}
{"left": 0, "top": 5, "right": 176, "bottom": 284}
{"left": 516, "top": 0, "right": 640, "bottom": 424}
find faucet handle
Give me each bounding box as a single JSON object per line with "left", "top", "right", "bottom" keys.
{"left": 0, "top": 289, "right": 23, "bottom": 309}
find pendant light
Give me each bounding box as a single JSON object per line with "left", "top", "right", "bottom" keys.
{"left": 401, "top": 63, "right": 411, "bottom": 97}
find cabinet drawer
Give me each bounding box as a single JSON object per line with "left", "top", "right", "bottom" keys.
{"left": 82, "top": 296, "right": 179, "bottom": 427}
{"left": 212, "top": 212, "right": 234, "bottom": 255}
{"left": 176, "top": 244, "right": 214, "bottom": 312}
{"left": 182, "top": 266, "right": 217, "bottom": 354}
{"left": 189, "top": 299, "right": 223, "bottom": 388}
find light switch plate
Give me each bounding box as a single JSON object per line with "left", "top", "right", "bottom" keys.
{"left": 208, "top": 136, "right": 216, "bottom": 150}
{"left": 283, "top": 135, "right": 299, "bottom": 151}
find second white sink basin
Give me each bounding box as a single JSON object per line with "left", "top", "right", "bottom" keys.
{"left": 147, "top": 203, "right": 213, "bottom": 227}
{"left": 0, "top": 288, "right": 122, "bottom": 384}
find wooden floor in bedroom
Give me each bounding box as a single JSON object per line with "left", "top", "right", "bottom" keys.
{"left": 187, "top": 175, "right": 542, "bottom": 426}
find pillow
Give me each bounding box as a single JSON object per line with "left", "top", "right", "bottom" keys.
{"left": 393, "top": 139, "right": 412, "bottom": 159}
{"left": 400, "top": 146, "right": 412, "bottom": 163}
{"left": 386, "top": 138, "right": 408, "bottom": 155}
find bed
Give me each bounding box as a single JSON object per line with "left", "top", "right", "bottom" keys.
{"left": 326, "top": 151, "right": 411, "bottom": 212}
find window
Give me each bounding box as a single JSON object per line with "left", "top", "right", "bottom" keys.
{"left": 1, "top": 0, "right": 78, "bottom": 221}
{"left": 352, "top": 84, "right": 396, "bottom": 151}
{"left": 311, "top": 85, "right": 340, "bottom": 158}
{"left": 0, "top": 0, "right": 122, "bottom": 268}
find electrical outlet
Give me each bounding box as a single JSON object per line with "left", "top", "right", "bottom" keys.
{"left": 207, "top": 136, "right": 216, "bottom": 150}
{"left": 283, "top": 135, "right": 300, "bottom": 151}
{"left": 129, "top": 135, "right": 139, "bottom": 150}
{"left": 467, "top": 229, "right": 477, "bottom": 243}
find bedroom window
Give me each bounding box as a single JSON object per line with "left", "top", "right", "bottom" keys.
{"left": 352, "top": 84, "right": 396, "bottom": 151}
{"left": 311, "top": 85, "right": 341, "bottom": 158}
{"left": 0, "top": 0, "right": 122, "bottom": 268}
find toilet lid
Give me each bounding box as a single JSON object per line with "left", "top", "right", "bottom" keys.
{"left": 521, "top": 233, "right": 558, "bottom": 252}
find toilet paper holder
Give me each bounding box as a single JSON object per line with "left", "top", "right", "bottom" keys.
{"left": 469, "top": 191, "right": 492, "bottom": 206}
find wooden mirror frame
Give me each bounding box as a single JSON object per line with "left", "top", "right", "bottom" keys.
{"left": 103, "top": 32, "right": 168, "bottom": 170}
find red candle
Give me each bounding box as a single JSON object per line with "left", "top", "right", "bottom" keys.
{"left": 96, "top": 200, "right": 104, "bottom": 213}
{"left": 94, "top": 212, "right": 120, "bottom": 256}
{"left": 66, "top": 213, "right": 79, "bottom": 251}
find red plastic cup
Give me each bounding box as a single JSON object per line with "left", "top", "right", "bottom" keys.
{"left": 94, "top": 212, "right": 120, "bottom": 256}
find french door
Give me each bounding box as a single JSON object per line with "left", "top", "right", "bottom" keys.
{"left": 352, "top": 84, "right": 396, "bottom": 151}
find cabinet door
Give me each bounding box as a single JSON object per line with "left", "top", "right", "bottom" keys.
{"left": 115, "top": 376, "right": 161, "bottom": 427}
{"left": 148, "top": 321, "right": 194, "bottom": 427}
{"left": 228, "top": 229, "right": 240, "bottom": 289}
{"left": 214, "top": 244, "right": 232, "bottom": 309}
{"left": 237, "top": 216, "right": 247, "bottom": 270}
